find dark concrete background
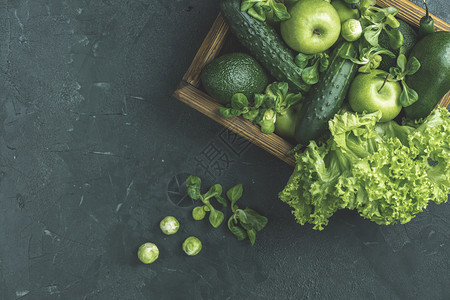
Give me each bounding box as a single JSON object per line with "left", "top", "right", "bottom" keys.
{"left": 0, "top": 0, "right": 448, "bottom": 299}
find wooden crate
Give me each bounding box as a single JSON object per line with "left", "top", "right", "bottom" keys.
{"left": 174, "top": 0, "right": 450, "bottom": 166}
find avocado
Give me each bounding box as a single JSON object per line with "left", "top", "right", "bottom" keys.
{"left": 404, "top": 31, "right": 450, "bottom": 120}
{"left": 200, "top": 53, "right": 269, "bottom": 104}
{"left": 378, "top": 19, "right": 418, "bottom": 72}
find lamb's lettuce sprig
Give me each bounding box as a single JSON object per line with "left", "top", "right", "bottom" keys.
{"left": 241, "top": 0, "right": 290, "bottom": 22}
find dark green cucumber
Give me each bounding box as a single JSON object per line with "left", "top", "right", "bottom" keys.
{"left": 294, "top": 42, "right": 358, "bottom": 145}
{"left": 219, "top": 0, "right": 310, "bottom": 93}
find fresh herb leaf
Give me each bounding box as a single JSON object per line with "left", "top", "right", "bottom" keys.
{"left": 247, "top": 229, "right": 256, "bottom": 246}
{"left": 386, "top": 55, "right": 421, "bottom": 107}
{"left": 227, "top": 218, "right": 248, "bottom": 240}
{"left": 231, "top": 93, "right": 249, "bottom": 110}
{"left": 225, "top": 185, "right": 268, "bottom": 246}
{"left": 186, "top": 175, "right": 201, "bottom": 200}
{"left": 397, "top": 54, "right": 407, "bottom": 72}
{"left": 294, "top": 53, "right": 313, "bottom": 69}
{"left": 215, "top": 195, "right": 228, "bottom": 208}
{"left": 226, "top": 184, "right": 243, "bottom": 211}
{"left": 241, "top": 0, "right": 290, "bottom": 22}
{"left": 204, "top": 184, "right": 223, "bottom": 200}
{"left": 399, "top": 80, "right": 419, "bottom": 107}
{"left": 302, "top": 61, "right": 320, "bottom": 85}
{"left": 209, "top": 209, "right": 225, "bottom": 228}
{"left": 405, "top": 56, "right": 421, "bottom": 75}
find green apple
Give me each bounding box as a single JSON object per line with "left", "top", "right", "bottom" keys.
{"left": 348, "top": 70, "right": 402, "bottom": 122}
{"left": 280, "top": 0, "right": 341, "bottom": 54}
{"left": 275, "top": 108, "right": 300, "bottom": 140}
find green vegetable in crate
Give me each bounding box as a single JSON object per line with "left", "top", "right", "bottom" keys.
{"left": 418, "top": 0, "right": 435, "bottom": 39}
{"left": 294, "top": 42, "right": 358, "bottom": 145}
{"left": 341, "top": 43, "right": 395, "bottom": 73}
{"left": 200, "top": 53, "right": 268, "bottom": 104}
{"left": 360, "top": 0, "right": 404, "bottom": 50}
{"left": 341, "top": 19, "right": 362, "bottom": 42}
{"left": 294, "top": 52, "right": 330, "bottom": 85}
{"left": 378, "top": 19, "right": 418, "bottom": 72}
{"left": 404, "top": 31, "right": 450, "bottom": 120}
{"left": 348, "top": 69, "right": 402, "bottom": 122}
{"left": 280, "top": 107, "right": 450, "bottom": 230}
{"left": 280, "top": 0, "right": 341, "bottom": 54}
{"left": 220, "top": 0, "right": 310, "bottom": 93}
{"left": 220, "top": 82, "right": 303, "bottom": 136}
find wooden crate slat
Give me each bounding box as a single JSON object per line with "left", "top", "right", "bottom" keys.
{"left": 182, "top": 13, "right": 229, "bottom": 87}
{"left": 173, "top": 81, "right": 296, "bottom": 166}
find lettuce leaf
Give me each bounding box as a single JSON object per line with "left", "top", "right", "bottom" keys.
{"left": 279, "top": 107, "right": 450, "bottom": 230}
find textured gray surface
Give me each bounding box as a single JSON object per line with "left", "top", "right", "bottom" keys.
{"left": 0, "top": 0, "right": 449, "bottom": 299}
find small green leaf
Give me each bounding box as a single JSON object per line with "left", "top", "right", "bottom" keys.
{"left": 228, "top": 217, "right": 248, "bottom": 240}
{"left": 385, "top": 28, "right": 404, "bottom": 50}
{"left": 186, "top": 175, "right": 201, "bottom": 200}
{"left": 364, "top": 26, "right": 382, "bottom": 46}
{"left": 204, "top": 184, "right": 223, "bottom": 200}
{"left": 381, "top": 6, "right": 398, "bottom": 17}
{"left": 254, "top": 94, "right": 265, "bottom": 108}
{"left": 242, "top": 109, "right": 259, "bottom": 121}
{"left": 385, "top": 14, "right": 400, "bottom": 28}
{"left": 399, "top": 80, "right": 419, "bottom": 107}
{"left": 247, "top": 229, "right": 256, "bottom": 246}
{"left": 259, "top": 109, "right": 276, "bottom": 134}
{"left": 396, "top": 54, "right": 407, "bottom": 73}
{"left": 242, "top": 208, "right": 268, "bottom": 231}
{"left": 209, "top": 209, "right": 224, "bottom": 228}
{"left": 247, "top": 5, "right": 266, "bottom": 22}
{"left": 285, "top": 93, "right": 303, "bottom": 108}
{"left": 220, "top": 107, "right": 239, "bottom": 118}
{"left": 319, "top": 54, "right": 329, "bottom": 72}
{"left": 271, "top": 2, "right": 290, "bottom": 21}
{"left": 388, "top": 66, "right": 402, "bottom": 78}
{"left": 240, "top": 1, "right": 255, "bottom": 11}
{"left": 301, "top": 62, "right": 319, "bottom": 85}
{"left": 215, "top": 195, "right": 227, "bottom": 208}
{"left": 405, "top": 56, "right": 421, "bottom": 75}
{"left": 226, "top": 184, "right": 243, "bottom": 210}
{"left": 236, "top": 209, "right": 248, "bottom": 224}
{"left": 231, "top": 93, "right": 249, "bottom": 110}
{"left": 294, "top": 53, "right": 312, "bottom": 69}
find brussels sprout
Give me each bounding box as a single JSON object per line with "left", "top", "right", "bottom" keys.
{"left": 137, "top": 243, "right": 159, "bottom": 264}
{"left": 182, "top": 236, "right": 202, "bottom": 256}
{"left": 160, "top": 216, "right": 180, "bottom": 235}
{"left": 341, "top": 19, "right": 362, "bottom": 42}
{"left": 192, "top": 206, "right": 206, "bottom": 221}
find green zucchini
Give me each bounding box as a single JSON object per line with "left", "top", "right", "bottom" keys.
{"left": 219, "top": 0, "right": 310, "bottom": 93}
{"left": 294, "top": 42, "right": 358, "bottom": 145}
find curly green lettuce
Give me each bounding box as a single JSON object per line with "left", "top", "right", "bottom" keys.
{"left": 279, "top": 107, "right": 450, "bottom": 230}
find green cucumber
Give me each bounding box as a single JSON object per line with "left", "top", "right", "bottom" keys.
{"left": 294, "top": 42, "right": 358, "bottom": 145}
{"left": 219, "top": 0, "right": 310, "bottom": 93}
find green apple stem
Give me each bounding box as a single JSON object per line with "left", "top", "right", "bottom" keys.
{"left": 378, "top": 74, "right": 391, "bottom": 93}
